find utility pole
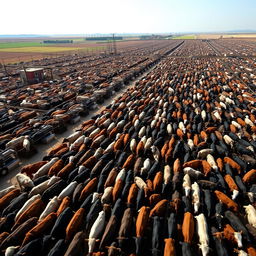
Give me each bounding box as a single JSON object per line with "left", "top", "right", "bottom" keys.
{"left": 108, "top": 39, "right": 112, "bottom": 55}
{"left": 112, "top": 33, "right": 117, "bottom": 55}
{"left": 22, "top": 65, "right": 29, "bottom": 85}
{"left": 1, "top": 60, "right": 9, "bottom": 78}
{"left": 50, "top": 68, "right": 53, "bottom": 80}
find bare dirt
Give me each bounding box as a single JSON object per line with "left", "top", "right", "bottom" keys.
{"left": 0, "top": 52, "right": 56, "bottom": 64}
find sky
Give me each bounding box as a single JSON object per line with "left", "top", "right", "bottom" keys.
{"left": 0, "top": 0, "right": 255, "bottom": 34}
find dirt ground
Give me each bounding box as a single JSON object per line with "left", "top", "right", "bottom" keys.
{"left": 0, "top": 52, "right": 57, "bottom": 64}
{"left": 196, "top": 34, "right": 256, "bottom": 39}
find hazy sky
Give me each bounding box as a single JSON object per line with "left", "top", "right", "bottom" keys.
{"left": 1, "top": 0, "right": 255, "bottom": 34}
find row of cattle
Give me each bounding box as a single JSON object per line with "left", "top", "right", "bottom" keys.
{"left": 157, "top": 55, "right": 256, "bottom": 99}
{"left": 228, "top": 57, "right": 256, "bottom": 90}
{"left": 209, "top": 39, "right": 256, "bottom": 57}
{"left": 169, "top": 40, "right": 217, "bottom": 56}
{"left": 1, "top": 55, "right": 256, "bottom": 255}
{"left": 169, "top": 39, "right": 256, "bottom": 57}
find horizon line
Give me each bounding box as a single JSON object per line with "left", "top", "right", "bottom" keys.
{"left": 0, "top": 30, "right": 256, "bottom": 37}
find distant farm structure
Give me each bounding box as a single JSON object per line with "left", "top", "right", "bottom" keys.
{"left": 85, "top": 36, "right": 123, "bottom": 41}
{"left": 43, "top": 40, "right": 73, "bottom": 44}
{"left": 20, "top": 67, "right": 44, "bottom": 84}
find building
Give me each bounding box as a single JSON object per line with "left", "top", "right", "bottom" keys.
{"left": 85, "top": 36, "right": 123, "bottom": 41}
{"left": 20, "top": 68, "right": 44, "bottom": 84}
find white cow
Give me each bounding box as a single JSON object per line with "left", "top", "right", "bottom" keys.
{"left": 134, "top": 176, "right": 147, "bottom": 190}
{"left": 88, "top": 211, "right": 105, "bottom": 253}
{"left": 140, "top": 158, "right": 151, "bottom": 175}
{"left": 64, "top": 130, "right": 82, "bottom": 144}
{"left": 16, "top": 173, "right": 34, "bottom": 190}
{"left": 195, "top": 213, "right": 209, "bottom": 256}
{"left": 101, "top": 187, "right": 113, "bottom": 204}
{"left": 206, "top": 154, "right": 218, "bottom": 171}
{"left": 15, "top": 194, "right": 41, "bottom": 221}
{"left": 164, "top": 165, "right": 171, "bottom": 184}
{"left": 182, "top": 174, "right": 191, "bottom": 197}
{"left": 39, "top": 196, "right": 60, "bottom": 221}
{"left": 244, "top": 204, "right": 256, "bottom": 228}
{"left": 192, "top": 182, "right": 200, "bottom": 213}
{"left": 70, "top": 135, "right": 85, "bottom": 150}
{"left": 33, "top": 158, "right": 59, "bottom": 178}
{"left": 58, "top": 181, "right": 78, "bottom": 200}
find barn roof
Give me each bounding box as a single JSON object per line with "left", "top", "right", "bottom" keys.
{"left": 20, "top": 68, "right": 44, "bottom": 72}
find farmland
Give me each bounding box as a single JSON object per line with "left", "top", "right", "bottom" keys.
{"left": 172, "top": 34, "right": 196, "bottom": 39}
{"left": 0, "top": 38, "right": 256, "bottom": 256}
{"left": 0, "top": 41, "right": 42, "bottom": 48}
{"left": 223, "top": 33, "right": 256, "bottom": 38}
{"left": 197, "top": 33, "right": 256, "bottom": 39}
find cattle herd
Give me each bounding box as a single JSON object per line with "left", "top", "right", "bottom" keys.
{"left": 0, "top": 39, "right": 256, "bottom": 256}
{"left": 0, "top": 40, "right": 182, "bottom": 156}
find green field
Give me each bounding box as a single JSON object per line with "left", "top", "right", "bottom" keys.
{"left": 172, "top": 35, "right": 196, "bottom": 39}
{"left": 0, "top": 40, "right": 83, "bottom": 49}
{"left": 0, "top": 42, "right": 43, "bottom": 49}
